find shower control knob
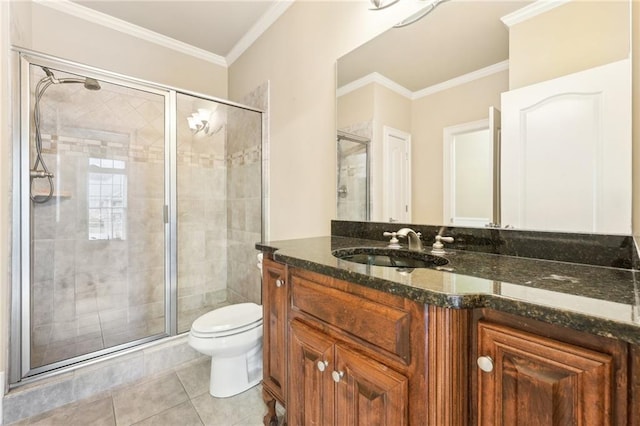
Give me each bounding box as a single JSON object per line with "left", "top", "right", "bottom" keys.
{"left": 477, "top": 356, "right": 494, "bottom": 373}
{"left": 331, "top": 370, "right": 344, "bottom": 383}
{"left": 317, "top": 360, "right": 328, "bottom": 372}
{"left": 275, "top": 279, "right": 285, "bottom": 288}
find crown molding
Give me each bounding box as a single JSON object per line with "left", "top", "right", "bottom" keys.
{"left": 500, "top": 0, "right": 570, "bottom": 28}
{"left": 227, "top": 0, "right": 294, "bottom": 66}
{"left": 34, "top": 0, "right": 227, "bottom": 66}
{"left": 412, "top": 60, "right": 509, "bottom": 99}
{"left": 336, "top": 72, "right": 413, "bottom": 99}
{"left": 337, "top": 60, "right": 509, "bottom": 101}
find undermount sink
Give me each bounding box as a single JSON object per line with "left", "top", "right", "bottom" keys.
{"left": 332, "top": 247, "right": 449, "bottom": 269}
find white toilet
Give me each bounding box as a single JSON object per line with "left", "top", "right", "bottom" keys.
{"left": 188, "top": 302, "right": 264, "bottom": 398}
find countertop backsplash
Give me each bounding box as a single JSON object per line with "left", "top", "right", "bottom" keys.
{"left": 331, "top": 220, "right": 640, "bottom": 270}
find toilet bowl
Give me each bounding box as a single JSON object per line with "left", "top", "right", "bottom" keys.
{"left": 188, "top": 302, "right": 263, "bottom": 398}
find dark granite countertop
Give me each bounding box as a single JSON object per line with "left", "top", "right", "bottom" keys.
{"left": 257, "top": 236, "right": 640, "bottom": 346}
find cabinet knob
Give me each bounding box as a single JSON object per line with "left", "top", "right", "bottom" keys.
{"left": 331, "top": 370, "right": 344, "bottom": 383}
{"left": 317, "top": 360, "right": 328, "bottom": 372}
{"left": 477, "top": 356, "right": 494, "bottom": 373}
{"left": 275, "top": 278, "right": 285, "bottom": 287}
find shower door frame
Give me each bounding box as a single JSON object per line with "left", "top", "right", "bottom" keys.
{"left": 9, "top": 49, "right": 265, "bottom": 386}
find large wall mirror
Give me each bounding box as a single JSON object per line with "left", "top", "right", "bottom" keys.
{"left": 336, "top": 0, "right": 632, "bottom": 235}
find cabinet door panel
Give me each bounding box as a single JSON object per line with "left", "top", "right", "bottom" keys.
{"left": 335, "top": 344, "right": 408, "bottom": 426}
{"left": 262, "top": 259, "right": 287, "bottom": 402}
{"left": 289, "top": 320, "right": 335, "bottom": 426}
{"left": 478, "top": 321, "right": 613, "bottom": 426}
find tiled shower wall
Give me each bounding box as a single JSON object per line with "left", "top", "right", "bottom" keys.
{"left": 337, "top": 144, "right": 368, "bottom": 221}
{"left": 176, "top": 95, "right": 228, "bottom": 333}
{"left": 226, "top": 83, "right": 266, "bottom": 304}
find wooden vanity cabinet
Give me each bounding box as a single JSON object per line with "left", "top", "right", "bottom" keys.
{"left": 472, "top": 309, "right": 631, "bottom": 426}
{"left": 261, "top": 259, "right": 640, "bottom": 425}
{"left": 286, "top": 267, "right": 428, "bottom": 425}
{"left": 289, "top": 319, "right": 409, "bottom": 425}
{"left": 261, "top": 258, "right": 288, "bottom": 426}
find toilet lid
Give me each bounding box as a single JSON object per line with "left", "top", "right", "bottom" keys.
{"left": 191, "top": 303, "right": 262, "bottom": 335}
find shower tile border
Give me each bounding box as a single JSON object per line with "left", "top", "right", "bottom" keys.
{"left": 2, "top": 335, "right": 205, "bottom": 425}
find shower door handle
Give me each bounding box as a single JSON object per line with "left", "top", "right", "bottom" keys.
{"left": 163, "top": 205, "right": 169, "bottom": 224}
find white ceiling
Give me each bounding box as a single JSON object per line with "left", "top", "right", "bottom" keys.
{"left": 71, "top": 0, "right": 282, "bottom": 61}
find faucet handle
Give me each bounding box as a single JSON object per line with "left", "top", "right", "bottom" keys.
{"left": 431, "top": 235, "right": 454, "bottom": 255}
{"left": 383, "top": 232, "right": 401, "bottom": 248}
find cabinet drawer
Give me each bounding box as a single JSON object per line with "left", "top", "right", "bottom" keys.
{"left": 291, "top": 272, "right": 411, "bottom": 362}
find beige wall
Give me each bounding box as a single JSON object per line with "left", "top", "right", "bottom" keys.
{"left": 228, "top": 0, "right": 416, "bottom": 240}
{"left": 411, "top": 70, "right": 508, "bottom": 224}
{"left": 14, "top": 2, "right": 228, "bottom": 96}
{"left": 374, "top": 84, "right": 412, "bottom": 133}
{"left": 509, "top": 0, "right": 630, "bottom": 89}
{"left": 337, "top": 84, "right": 374, "bottom": 130}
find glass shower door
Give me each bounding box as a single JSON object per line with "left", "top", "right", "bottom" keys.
{"left": 175, "top": 94, "right": 229, "bottom": 333}
{"left": 26, "top": 63, "right": 169, "bottom": 372}
{"left": 336, "top": 132, "right": 370, "bottom": 221}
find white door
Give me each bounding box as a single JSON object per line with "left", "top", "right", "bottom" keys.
{"left": 443, "top": 121, "right": 491, "bottom": 227}
{"left": 443, "top": 112, "right": 497, "bottom": 228}
{"left": 501, "top": 58, "right": 631, "bottom": 234}
{"left": 383, "top": 126, "right": 411, "bottom": 223}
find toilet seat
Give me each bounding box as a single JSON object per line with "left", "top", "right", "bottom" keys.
{"left": 191, "top": 303, "right": 263, "bottom": 338}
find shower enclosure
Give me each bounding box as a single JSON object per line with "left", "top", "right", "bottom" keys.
{"left": 336, "top": 131, "right": 370, "bottom": 221}
{"left": 10, "top": 51, "right": 263, "bottom": 383}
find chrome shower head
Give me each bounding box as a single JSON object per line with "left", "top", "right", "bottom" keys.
{"left": 40, "top": 66, "right": 101, "bottom": 91}
{"left": 84, "top": 78, "right": 101, "bottom": 91}
{"left": 42, "top": 67, "right": 55, "bottom": 79}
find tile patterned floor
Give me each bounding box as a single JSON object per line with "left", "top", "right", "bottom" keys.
{"left": 11, "top": 358, "right": 273, "bottom": 426}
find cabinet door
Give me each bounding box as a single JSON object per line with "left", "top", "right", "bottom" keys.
{"left": 477, "top": 321, "right": 614, "bottom": 425}
{"left": 262, "top": 259, "right": 287, "bottom": 402}
{"left": 289, "top": 320, "right": 335, "bottom": 426}
{"left": 335, "top": 344, "right": 408, "bottom": 426}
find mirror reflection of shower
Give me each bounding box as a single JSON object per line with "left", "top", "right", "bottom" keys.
{"left": 30, "top": 67, "right": 101, "bottom": 203}
{"left": 336, "top": 131, "right": 370, "bottom": 221}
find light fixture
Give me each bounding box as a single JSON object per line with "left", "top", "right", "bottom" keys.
{"left": 369, "top": 0, "right": 401, "bottom": 10}
{"left": 369, "top": 0, "right": 450, "bottom": 28}
{"left": 187, "top": 107, "right": 224, "bottom": 136}
{"left": 394, "top": 0, "right": 449, "bottom": 28}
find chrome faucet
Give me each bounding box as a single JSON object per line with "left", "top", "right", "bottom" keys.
{"left": 396, "top": 228, "right": 423, "bottom": 251}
